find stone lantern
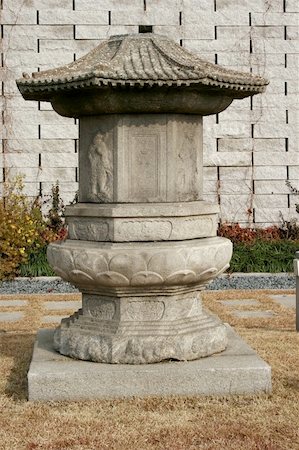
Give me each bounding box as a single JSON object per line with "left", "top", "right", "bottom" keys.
{"left": 17, "top": 34, "right": 268, "bottom": 365}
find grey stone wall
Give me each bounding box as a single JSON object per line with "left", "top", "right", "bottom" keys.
{"left": 0, "top": 0, "right": 298, "bottom": 225}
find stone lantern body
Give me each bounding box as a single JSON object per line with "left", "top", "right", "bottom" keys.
{"left": 17, "top": 34, "right": 268, "bottom": 364}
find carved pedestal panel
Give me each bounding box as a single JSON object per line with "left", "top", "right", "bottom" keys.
{"left": 54, "top": 293, "right": 227, "bottom": 364}
{"left": 65, "top": 201, "right": 219, "bottom": 242}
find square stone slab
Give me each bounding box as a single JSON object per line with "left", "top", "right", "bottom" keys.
{"left": 0, "top": 300, "right": 27, "bottom": 307}
{"left": 219, "top": 299, "right": 260, "bottom": 307}
{"left": 0, "top": 312, "right": 23, "bottom": 322}
{"left": 269, "top": 294, "right": 296, "bottom": 309}
{"left": 44, "top": 301, "right": 81, "bottom": 311}
{"left": 28, "top": 325, "right": 271, "bottom": 401}
{"left": 231, "top": 310, "right": 276, "bottom": 319}
{"left": 42, "top": 315, "right": 67, "bottom": 324}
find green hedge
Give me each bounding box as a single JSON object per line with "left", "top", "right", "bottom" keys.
{"left": 230, "top": 240, "right": 299, "bottom": 273}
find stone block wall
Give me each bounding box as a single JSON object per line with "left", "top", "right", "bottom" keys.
{"left": 0, "top": 0, "right": 298, "bottom": 225}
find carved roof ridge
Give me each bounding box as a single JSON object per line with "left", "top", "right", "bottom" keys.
{"left": 17, "top": 33, "right": 268, "bottom": 100}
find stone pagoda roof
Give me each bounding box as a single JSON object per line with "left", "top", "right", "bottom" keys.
{"left": 17, "top": 33, "right": 268, "bottom": 101}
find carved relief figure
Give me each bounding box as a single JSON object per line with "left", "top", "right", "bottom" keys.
{"left": 88, "top": 132, "right": 113, "bottom": 202}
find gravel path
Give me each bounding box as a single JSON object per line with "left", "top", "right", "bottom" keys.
{"left": 0, "top": 273, "right": 295, "bottom": 294}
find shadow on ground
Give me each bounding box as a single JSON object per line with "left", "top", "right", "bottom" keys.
{"left": 0, "top": 332, "right": 35, "bottom": 401}
{"left": 283, "top": 376, "right": 299, "bottom": 392}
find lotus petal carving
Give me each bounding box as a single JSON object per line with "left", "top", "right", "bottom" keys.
{"left": 109, "top": 253, "right": 147, "bottom": 280}
{"left": 95, "top": 271, "right": 130, "bottom": 286}
{"left": 131, "top": 271, "right": 164, "bottom": 286}
{"left": 198, "top": 268, "right": 218, "bottom": 282}
{"left": 73, "top": 250, "right": 97, "bottom": 277}
{"left": 48, "top": 245, "right": 74, "bottom": 273}
{"left": 52, "top": 266, "right": 69, "bottom": 281}
{"left": 70, "top": 269, "right": 94, "bottom": 283}
{"left": 148, "top": 251, "right": 186, "bottom": 278}
{"left": 47, "top": 238, "right": 232, "bottom": 291}
{"left": 187, "top": 249, "right": 213, "bottom": 275}
{"left": 164, "top": 270, "right": 197, "bottom": 285}
{"left": 94, "top": 255, "right": 109, "bottom": 273}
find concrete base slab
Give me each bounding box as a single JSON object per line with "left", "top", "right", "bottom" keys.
{"left": 42, "top": 315, "right": 67, "bottom": 323}
{"left": 28, "top": 325, "right": 271, "bottom": 401}
{"left": 219, "top": 299, "right": 260, "bottom": 307}
{"left": 45, "top": 301, "right": 82, "bottom": 310}
{"left": 0, "top": 300, "right": 27, "bottom": 307}
{"left": 231, "top": 310, "right": 276, "bottom": 318}
{"left": 0, "top": 312, "right": 23, "bottom": 322}
{"left": 269, "top": 294, "right": 295, "bottom": 308}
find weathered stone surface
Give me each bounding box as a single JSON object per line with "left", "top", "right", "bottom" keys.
{"left": 49, "top": 235, "right": 232, "bottom": 363}
{"left": 28, "top": 326, "right": 272, "bottom": 401}
{"left": 17, "top": 33, "right": 268, "bottom": 116}
{"left": 17, "top": 31, "right": 268, "bottom": 368}
{"left": 67, "top": 214, "right": 217, "bottom": 242}
{"left": 66, "top": 200, "right": 219, "bottom": 242}
{"left": 54, "top": 303, "right": 228, "bottom": 364}
{"left": 65, "top": 200, "right": 219, "bottom": 217}
{"left": 47, "top": 237, "right": 232, "bottom": 294}
{"left": 78, "top": 114, "right": 203, "bottom": 203}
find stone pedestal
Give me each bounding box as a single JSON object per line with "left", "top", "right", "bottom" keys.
{"left": 47, "top": 112, "right": 232, "bottom": 364}
{"left": 49, "top": 237, "right": 231, "bottom": 363}
{"left": 17, "top": 32, "right": 268, "bottom": 369}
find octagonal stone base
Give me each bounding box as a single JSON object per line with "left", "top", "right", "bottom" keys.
{"left": 53, "top": 293, "right": 227, "bottom": 364}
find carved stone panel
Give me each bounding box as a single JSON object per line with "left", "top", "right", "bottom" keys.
{"left": 167, "top": 115, "right": 203, "bottom": 202}
{"left": 79, "top": 115, "right": 115, "bottom": 203}
{"left": 126, "top": 300, "right": 165, "bottom": 321}
{"left": 117, "top": 115, "right": 167, "bottom": 202}
{"left": 79, "top": 114, "right": 203, "bottom": 204}
{"left": 117, "top": 114, "right": 203, "bottom": 203}
{"left": 83, "top": 294, "right": 116, "bottom": 320}
{"left": 67, "top": 214, "right": 217, "bottom": 242}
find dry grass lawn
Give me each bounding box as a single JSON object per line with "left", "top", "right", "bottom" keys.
{"left": 0, "top": 290, "right": 298, "bottom": 450}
